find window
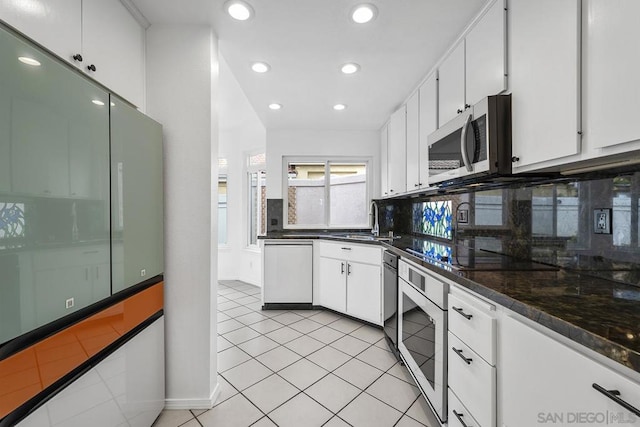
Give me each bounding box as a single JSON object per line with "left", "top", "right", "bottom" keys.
{"left": 285, "top": 158, "right": 370, "bottom": 228}
{"left": 248, "top": 153, "right": 266, "bottom": 246}
{"left": 218, "top": 174, "right": 227, "bottom": 245}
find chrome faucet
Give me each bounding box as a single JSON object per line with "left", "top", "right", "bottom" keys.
{"left": 370, "top": 201, "right": 379, "bottom": 236}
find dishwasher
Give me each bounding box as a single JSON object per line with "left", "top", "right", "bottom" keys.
{"left": 382, "top": 250, "right": 400, "bottom": 360}
{"left": 262, "top": 240, "right": 313, "bottom": 309}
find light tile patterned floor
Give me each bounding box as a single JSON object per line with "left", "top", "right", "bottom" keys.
{"left": 153, "top": 280, "right": 438, "bottom": 427}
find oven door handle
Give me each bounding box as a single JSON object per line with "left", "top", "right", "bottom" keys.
{"left": 460, "top": 113, "right": 474, "bottom": 172}
{"left": 453, "top": 347, "right": 472, "bottom": 365}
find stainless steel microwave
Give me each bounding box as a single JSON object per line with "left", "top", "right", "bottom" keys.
{"left": 427, "top": 94, "right": 512, "bottom": 185}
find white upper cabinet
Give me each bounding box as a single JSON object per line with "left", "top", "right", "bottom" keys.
{"left": 438, "top": 41, "right": 466, "bottom": 127}
{"left": 0, "top": 0, "right": 82, "bottom": 62}
{"left": 380, "top": 124, "right": 389, "bottom": 197}
{"left": 582, "top": 0, "right": 640, "bottom": 151}
{"left": 508, "top": 0, "right": 581, "bottom": 171}
{"left": 465, "top": 0, "right": 506, "bottom": 106}
{"left": 387, "top": 106, "right": 407, "bottom": 195}
{"left": 82, "top": 0, "right": 145, "bottom": 108}
{"left": 405, "top": 91, "right": 421, "bottom": 191}
{"left": 419, "top": 72, "right": 438, "bottom": 190}
{"left": 0, "top": 0, "right": 145, "bottom": 108}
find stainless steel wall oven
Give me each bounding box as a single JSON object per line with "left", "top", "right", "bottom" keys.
{"left": 398, "top": 258, "right": 448, "bottom": 423}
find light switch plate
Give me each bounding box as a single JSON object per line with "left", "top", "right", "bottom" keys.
{"left": 457, "top": 209, "right": 469, "bottom": 224}
{"left": 593, "top": 208, "right": 611, "bottom": 234}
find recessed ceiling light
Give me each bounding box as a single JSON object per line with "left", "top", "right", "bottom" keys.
{"left": 225, "top": 0, "right": 253, "bottom": 21}
{"left": 333, "top": 104, "right": 347, "bottom": 111}
{"left": 18, "top": 56, "right": 41, "bottom": 66}
{"left": 110, "top": 102, "right": 115, "bottom": 107}
{"left": 269, "top": 103, "right": 282, "bottom": 110}
{"left": 341, "top": 63, "right": 360, "bottom": 75}
{"left": 251, "top": 62, "right": 270, "bottom": 73}
{"left": 351, "top": 4, "right": 377, "bottom": 24}
{"left": 92, "top": 99, "right": 105, "bottom": 106}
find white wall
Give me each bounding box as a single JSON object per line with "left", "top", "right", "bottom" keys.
{"left": 146, "top": 24, "right": 219, "bottom": 409}
{"left": 266, "top": 129, "right": 381, "bottom": 200}
{"left": 218, "top": 55, "right": 266, "bottom": 285}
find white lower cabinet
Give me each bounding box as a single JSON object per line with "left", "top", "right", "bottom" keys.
{"left": 499, "top": 313, "right": 640, "bottom": 427}
{"left": 315, "top": 241, "right": 382, "bottom": 325}
{"left": 449, "top": 388, "right": 483, "bottom": 427}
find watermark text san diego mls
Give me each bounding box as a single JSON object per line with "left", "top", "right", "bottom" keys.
{"left": 537, "top": 411, "right": 637, "bottom": 424}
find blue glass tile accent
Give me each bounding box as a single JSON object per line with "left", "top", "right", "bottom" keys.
{"left": 0, "top": 203, "right": 25, "bottom": 239}
{"left": 412, "top": 200, "right": 452, "bottom": 240}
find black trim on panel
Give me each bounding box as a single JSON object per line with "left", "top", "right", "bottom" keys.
{"left": 0, "top": 310, "right": 163, "bottom": 427}
{"left": 0, "top": 275, "right": 163, "bottom": 361}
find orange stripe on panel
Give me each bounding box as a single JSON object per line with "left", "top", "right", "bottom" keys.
{"left": 0, "top": 282, "right": 163, "bottom": 419}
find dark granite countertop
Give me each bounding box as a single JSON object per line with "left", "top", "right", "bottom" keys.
{"left": 264, "top": 231, "right": 640, "bottom": 374}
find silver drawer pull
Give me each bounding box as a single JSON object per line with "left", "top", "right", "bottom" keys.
{"left": 341, "top": 247, "right": 352, "bottom": 250}
{"left": 452, "top": 306, "right": 473, "bottom": 320}
{"left": 453, "top": 347, "right": 472, "bottom": 365}
{"left": 453, "top": 410, "right": 471, "bottom": 427}
{"left": 592, "top": 383, "right": 640, "bottom": 416}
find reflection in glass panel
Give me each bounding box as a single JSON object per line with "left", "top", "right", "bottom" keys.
{"left": 329, "top": 162, "right": 368, "bottom": 226}
{"left": 218, "top": 175, "right": 227, "bottom": 245}
{"left": 613, "top": 177, "right": 631, "bottom": 246}
{"left": 475, "top": 189, "right": 503, "bottom": 226}
{"left": 0, "top": 27, "right": 110, "bottom": 344}
{"left": 556, "top": 183, "right": 579, "bottom": 237}
{"left": 249, "top": 171, "right": 266, "bottom": 245}
{"left": 287, "top": 162, "right": 325, "bottom": 226}
{"left": 532, "top": 186, "right": 554, "bottom": 236}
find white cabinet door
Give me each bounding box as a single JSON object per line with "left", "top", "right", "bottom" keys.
{"left": 263, "top": 243, "right": 313, "bottom": 303}
{"left": 380, "top": 124, "right": 389, "bottom": 197}
{"left": 509, "top": 0, "right": 581, "bottom": 171}
{"left": 499, "top": 314, "right": 640, "bottom": 427}
{"left": 387, "top": 106, "right": 406, "bottom": 195}
{"left": 419, "top": 72, "right": 437, "bottom": 189}
{"left": 0, "top": 0, "right": 82, "bottom": 63}
{"left": 317, "top": 256, "right": 347, "bottom": 312}
{"left": 465, "top": 0, "right": 506, "bottom": 105}
{"left": 405, "top": 91, "right": 421, "bottom": 191}
{"left": 346, "top": 262, "right": 381, "bottom": 325}
{"left": 438, "top": 41, "right": 465, "bottom": 127}
{"left": 82, "top": 0, "right": 145, "bottom": 108}
{"left": 583, "top": 0, "right": 640, "bottom": 150}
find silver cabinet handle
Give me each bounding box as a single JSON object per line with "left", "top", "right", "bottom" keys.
{"left": 341, "top": 262, "right": 345, "bottom": 274}
{"left": 460, "top": 113, "right": 473, "bottom": 172}
{"left": 453, "top": 410, "right": 471, "bottom": 427}
{"left": 452, "top": 306, "right": 473, "bottom": 320}
{"left": 453, "top": 347, "right": 472, "bottom": 365}
{"left": 341, "top": 247, "right": 352, "bottom": 250}
{"left": 347, "top": 263, "right": 352, "bottom": 275}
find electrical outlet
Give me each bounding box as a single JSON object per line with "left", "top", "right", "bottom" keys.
{"left": 593, "top": 208, "right": 612, "bottom": 234}
{"left": 140, "top": 269, "right": 146, "bottom": 277}
{"left": 457, "top": 209, "right": 469, "bottom": 224}
{"left": 65, "top": 298, "right": 74, "bottom": 309}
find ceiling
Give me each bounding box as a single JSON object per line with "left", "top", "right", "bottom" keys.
{"left": 130, "top": 0, "right": 488, "bottom": 131}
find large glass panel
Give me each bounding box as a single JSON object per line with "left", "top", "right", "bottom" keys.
{"left": 287, "top": 162, "right": 326, "bottom": 226}
{"left": 0, "top": 26, "right": 110, "bottom": 343}
{"left": 412, "top": 200, "right": 452, "bottom": 240}
{"left": 218, "top": 175, "right": 227, "bottom": 245}
{"left": 111, "top": 97, "right": 164, "bottom": 293}
{"left": 329, "top": 162, "right": 368, "bottom": 227}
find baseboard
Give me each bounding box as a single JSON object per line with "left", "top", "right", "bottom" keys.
{"left": 164, "top": 383, "right": 221, "bottom": 410}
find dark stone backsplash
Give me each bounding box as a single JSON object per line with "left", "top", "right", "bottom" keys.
{"left": 382, "top": 171, "right": 640, "bottom": 287}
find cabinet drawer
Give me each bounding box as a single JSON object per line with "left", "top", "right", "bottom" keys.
{"left": 316, "top": 240, "right": 381, "bottom": 265}
{"left": 448, "top": 388, "right": 483, "bottom": 427}
{"left": 448, "top": 332, "right": 496, "bottom": 427}
{"left": 448, "top": 291, "right": 496, "bottom": 365}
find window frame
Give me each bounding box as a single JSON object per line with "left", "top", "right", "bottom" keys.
{"left": 283, "top": 156, "right": 372, "bottom": 230}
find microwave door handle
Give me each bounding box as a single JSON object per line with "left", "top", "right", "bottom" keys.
{"left": 460, "top": 113, "right": 473, "bottom": 172}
